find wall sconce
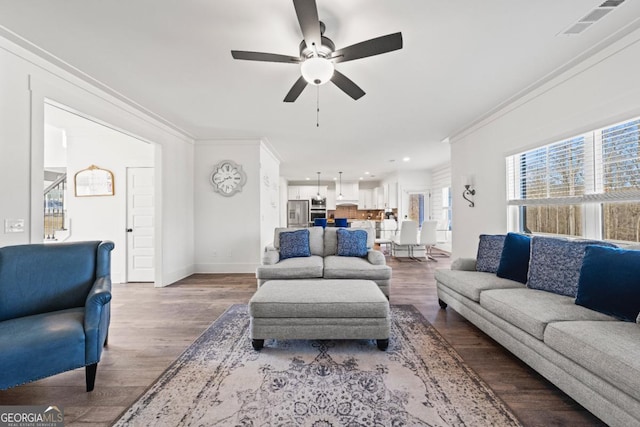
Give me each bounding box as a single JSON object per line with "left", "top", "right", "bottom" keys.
{"left": 461, "top": 176, "right": 476, "bottom": 207}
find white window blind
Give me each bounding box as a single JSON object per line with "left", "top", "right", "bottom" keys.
{"left": 599, "top": 118, "right": 640, "bottom": 200}
{"left": 507, "top": 117, "right": 640, "bottom": 206}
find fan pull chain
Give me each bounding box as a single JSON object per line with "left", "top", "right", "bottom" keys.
{"left": 316, "top": 85, "right": 320, "bottom": 127}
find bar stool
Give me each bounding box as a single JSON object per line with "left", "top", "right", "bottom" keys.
{"left": 335, "top": 218, "right": 348, "bottom": 227}
{"left": 314, "top": 218, "right": 327, "bottom": 228}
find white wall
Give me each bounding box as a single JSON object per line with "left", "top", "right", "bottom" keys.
{"left": 259, "top": 143, "right": 281, "bottom": 251}
{"left": 0, "top": 36, "right": 195, "bottom": 286}
{"left": 59, "top": 113, "right": 154, "bottom": 283}
{"left": 450, "top": 28, "right": 640, "bottom": 258}
{"left": 194, "top": 139, "right": 279, "bottom": 273}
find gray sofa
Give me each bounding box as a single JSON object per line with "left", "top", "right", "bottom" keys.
{"left": 436, "top": 236, "right": 640, "bottom": 427}
{"left": 256, "top": 226, "right": 392, "bottom": 296}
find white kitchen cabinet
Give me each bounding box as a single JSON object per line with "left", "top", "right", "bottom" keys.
{"left": 339, "top": 182, "right": 359, "bottom": 200}
{"left": 373, "top": 186, "right": 385, "bottom": 209}
{"left": 299, "top": 186, "right": 316, "bottom": 201}
{"left": 384, "top": 182, "right": 398, "bottom": 208}
{"left": 358, "top": 189, "right": 373, "bottom": 209}
{"left": 326, "top": 188, "right": 336, "bottom": 209}
{"left": 288, "top": 186, "right": 302, "bottom": 200}
{"left": 288, "top": 185, "right": 327, "bottom": 200}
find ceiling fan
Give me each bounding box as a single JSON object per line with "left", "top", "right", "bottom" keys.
{"left": 230, "top": 0, "right": 403, "bottom": 102}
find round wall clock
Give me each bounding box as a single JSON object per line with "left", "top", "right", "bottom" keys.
{"left": 210, "top": 160, "right": 247, "bottom": 197}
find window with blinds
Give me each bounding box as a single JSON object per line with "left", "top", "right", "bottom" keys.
{"left": 506, "top": 116, "right": 640, "bottom": 241}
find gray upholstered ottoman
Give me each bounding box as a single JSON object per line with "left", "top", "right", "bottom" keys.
{"left": 249, "top": 279, "right": 390, "bottom": 351}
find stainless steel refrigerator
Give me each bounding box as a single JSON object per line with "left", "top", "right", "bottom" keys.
{"left": 287, "top": 200, "right": 309, "bottom": 227}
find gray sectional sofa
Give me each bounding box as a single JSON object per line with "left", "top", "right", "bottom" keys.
{"left": 435, "top": 234, "right": 640, "bottom": 427}
{"left": 256, "top": 226, "right": 392, "bottom": 296}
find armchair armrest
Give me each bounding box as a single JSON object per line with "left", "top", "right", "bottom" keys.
{"left": 367, "top": 250, "right": 386, "bottom": 265}
{"left": 451, "top": 258, "right": 477, "bottom": 271}
{"left": 84, "top": 276, "right": 112, "bottom": 363}
{"left": 262, "top": 246, "right": 280, "bottom": 265}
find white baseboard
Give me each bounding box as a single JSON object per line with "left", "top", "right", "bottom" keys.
{"left": 194, "top": 263, "right": 259, "bottom": 274}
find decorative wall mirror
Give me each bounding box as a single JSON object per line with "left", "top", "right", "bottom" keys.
{"left": 74, "top": 165, "right": 115, "bottom": 197}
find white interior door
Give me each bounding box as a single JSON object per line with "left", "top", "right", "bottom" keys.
{"left": 127, "top": 167, "right": 155, "bottom": 282}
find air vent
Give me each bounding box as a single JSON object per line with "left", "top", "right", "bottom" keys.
{"left": 579, "top": 8, "right": 613, "bottom": 22}
{"left": 560, "top": 0, "right": 626, "bottom": 36}
{"left": 564, "top": 23, "right": 593, "bottom": 35}
{"left": 600, "top": 0, "right": 625, "bottom": 7}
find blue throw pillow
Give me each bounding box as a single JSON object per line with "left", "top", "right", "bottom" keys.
{"left": 279, "top": 229, "right": 311, "bottom": 260}
{"left": 496, "top": 233, "right": 531, "bottom": 284}
{"left": 575, "top": 245, "right": 640, "bottom": 322}
{"left": 476, "top": 234, "right": 506, "bottom": 273}
{"left": 527, "top": 236, "right": 616, "bottom": 297}
{"left": 337, "top": 228, "right": 368, "bottom": 257}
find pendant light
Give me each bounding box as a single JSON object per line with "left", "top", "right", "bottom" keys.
{"left": 338, "top": 171, "right": 344, "bottom": 200}
{"left": 316, "top": 172, "right": 322, "bottom": 200}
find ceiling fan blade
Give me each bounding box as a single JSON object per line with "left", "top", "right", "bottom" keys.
{"left": 331, "top": 70, "right": 365, "bottom": 100}
{"left": 293, "top": 0, "right": 322, "bottom": 50}
{"left": 231, "top": 50, "right": 301, "bottom": 63}
{"left": 331, "top": 32, "right": 403, "bottom": 64}
{"left": 284, "top": 76, "right": 308, "bottom": 102}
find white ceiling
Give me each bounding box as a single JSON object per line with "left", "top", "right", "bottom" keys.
{"left": 1, "top": 0, "right": 639, "bottom": 182}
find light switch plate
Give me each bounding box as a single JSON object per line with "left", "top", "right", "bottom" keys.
{"left": 5, "top": 219, "right": 25, "bottom": 233}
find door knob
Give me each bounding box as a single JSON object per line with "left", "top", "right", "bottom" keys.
{"left": 127, "top": 228, "right": 133, "bottom": 232}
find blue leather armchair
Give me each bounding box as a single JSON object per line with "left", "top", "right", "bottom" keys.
{"left": 0, "top": 240, "right": 114, "bottom": 392}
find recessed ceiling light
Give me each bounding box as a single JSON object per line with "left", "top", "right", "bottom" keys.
{"left": 359, "top": 177, "right": 363, "bottom": 180}
{"left": 403, "top": 157, "right": 411, "bottom": 162}
{"left": 333, "top": 177, "right": 337, "bottom": 180}
{"left": 305, "top": 177, "right": 310, "bottom": 180}
{"left": 364, "top": 171, "right": 370, "bottom": 175}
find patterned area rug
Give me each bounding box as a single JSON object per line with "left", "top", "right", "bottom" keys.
{"left": 114, "top": 304, "right": 522, "bottom": 426}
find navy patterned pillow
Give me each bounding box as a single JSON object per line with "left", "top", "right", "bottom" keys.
{"left": 476, "top": 234, "right": 506, "bottom": 273}
{"left": 527, "top": 236, "right": 616, "bottom": 297}
{"left": 279, "top": 229, "right": 311, "bottom": 260}
{"left": 337, "top": 228, "right": 368, "bottom": 257}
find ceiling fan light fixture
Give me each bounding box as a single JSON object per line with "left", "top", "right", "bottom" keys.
{"left": 301, "top": 57, "right": 334, "bottom": 85}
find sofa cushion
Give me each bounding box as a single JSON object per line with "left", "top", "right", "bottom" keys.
{"left": 274, "top": 227, "right": 324, "bottom": 256}
{"left": 435, "top": 269, "right": 524, "bottom": 302}
{"left": 544, "top": 320, "right": 640, "bottom": 402}
{"left": 308, "top": 227, "right": 325, "bottom": 256}
{"left": 527, "top": 236, "right": 616, "bottom": 297}
{"left": 575, "top": 245, "right": 640, "bottom": 322}
{"left": 0, "top": 308, "right": 86, "bottom": 389}
{"left": 323, "top": 255, "right": 392, "bottom": 280}
{"left": 496, "top": 233, "right": 531, "bottom": 284}
{"left": 279, "top": 229, "right": 311, "bottom": 260}
{"left": 255, "top": 256, "right": 323, "bottom": 280}
{"left": 337, "top": 228, "right": 368, "bottom": 257}
{"left": 324, "top": 227, "right": 339, "bottom": 256}
{"left": 480, "top": 288, "right": 616, "bottom": 340}
{"left": 475, "top": 234, "right": 505, "bottom": 273}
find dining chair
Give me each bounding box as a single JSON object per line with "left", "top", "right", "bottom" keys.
{"left": 391, "top": 220, "right": 418, "bottom": 260}
{"left": 417, "top": 220, "right": 438, "bottom": 261}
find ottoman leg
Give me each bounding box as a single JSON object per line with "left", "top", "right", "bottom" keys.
{"left": 252, "top": 339, "right": 264, "bottom": 351}
{"left": 377, "top": 339, "right": 389, "bottom": 351}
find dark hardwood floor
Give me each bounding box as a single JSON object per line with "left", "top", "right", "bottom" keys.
{"left": 0, "top": 252, "right": 606, "bottom": 426}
